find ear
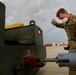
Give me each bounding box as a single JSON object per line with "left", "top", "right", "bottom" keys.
{"left": 65, "top": 11, "right": 68, "bottom": 14}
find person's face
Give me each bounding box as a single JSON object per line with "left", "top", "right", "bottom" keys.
{"left": 58, "top": 13, "right": 68, "bottom": 20}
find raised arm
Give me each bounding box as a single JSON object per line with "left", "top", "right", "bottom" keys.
{"left": 51, "top": 19, "right": 64, "bottom": 28}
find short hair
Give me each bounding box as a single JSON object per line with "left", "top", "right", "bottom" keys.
{"left": 56, "top": 8, "right": 67, "bottom": 17}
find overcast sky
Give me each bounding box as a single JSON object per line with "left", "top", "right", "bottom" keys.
{"left": 0, "top": 0, "right": 76, "bottom": 44}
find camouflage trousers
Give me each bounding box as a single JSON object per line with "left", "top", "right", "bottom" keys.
{"left": 69, "top": 41, "right": 76, "bottom": 52}
{"left": 68, "top": 41, "right": 76, "bottom": 75}
{"left": 69, "top": 67, "right": 76, "bottom": 75}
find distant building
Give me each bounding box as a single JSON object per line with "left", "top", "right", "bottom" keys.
{"left": 44, "top": 43, "right": 56, "bottom": 47}
{"left": 59, "top": 42, "right": 68, "bottom": 46}
{"left": 44, "top": 42, "right": 68, "bottom": 47}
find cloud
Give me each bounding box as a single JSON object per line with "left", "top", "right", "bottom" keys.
{"left": 0, "top": 0, "right": 76, "bottom": 43}
{"left": 6, "top": 15, "right": 16, "bottom": 25}
{"left": 44, "top": 28, "right": 68, "bottom": 44}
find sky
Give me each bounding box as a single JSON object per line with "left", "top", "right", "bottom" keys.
{"left": 0, "top": 0, "right": 76, "bottom": 44}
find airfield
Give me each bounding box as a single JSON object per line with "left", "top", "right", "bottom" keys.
{"left": 35, "top": 46, "right": 69, "bottom": 75}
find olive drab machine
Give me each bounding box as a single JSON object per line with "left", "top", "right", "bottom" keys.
{"left": 0, "top": 2, "right": 46, "bottom": 75}
{"left": 1, "top": 1, "right": 76, "bottom": 75}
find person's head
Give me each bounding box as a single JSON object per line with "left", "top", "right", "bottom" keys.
{"left": 56, "top": 8, "right": 70, "bottom": 23}
{"left": 56, "top": 8, "right": 70, "bottom": 20}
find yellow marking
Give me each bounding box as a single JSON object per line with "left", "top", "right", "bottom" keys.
{"left": 5, "top": 23, "right": 24, "bottom": 29}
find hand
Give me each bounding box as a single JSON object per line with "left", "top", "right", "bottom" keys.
{"left": 51, "top": 19, "right": 57, "bottom": 25}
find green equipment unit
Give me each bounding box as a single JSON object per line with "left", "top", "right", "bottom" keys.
{"left": 0, "top": 2, "right": 46, "bottom": 75}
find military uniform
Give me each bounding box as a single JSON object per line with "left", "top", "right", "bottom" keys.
{"left": 54, "top": 14, "right": 76, "bottom": 75}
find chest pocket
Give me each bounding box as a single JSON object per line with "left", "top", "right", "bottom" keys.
{"left": 65, "top": 22, "right": 76, "bottom": 37}
{"left": 65, "top": 24, "right": 74, "bottom": 31}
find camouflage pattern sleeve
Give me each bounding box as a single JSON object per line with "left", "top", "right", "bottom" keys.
{"left": 54, "top": 22, "right": 64, "bottom": 29}
{"left": 69, "top": 15, "right": 76, "bottom": 25}
{"left": 72, "top": 16, "right": 76, "bottom": 25}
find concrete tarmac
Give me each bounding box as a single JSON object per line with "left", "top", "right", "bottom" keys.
{"left": 35, "top": 46, "right": 69, "bottom": 75}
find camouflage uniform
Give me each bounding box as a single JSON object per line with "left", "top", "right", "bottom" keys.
{"left": 54, "top": 14, "right": 76, "bottom": 75}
